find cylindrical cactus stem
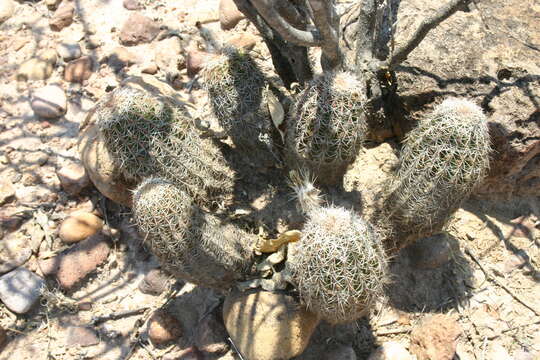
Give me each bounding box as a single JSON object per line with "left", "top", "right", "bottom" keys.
{"left": 286, "top": 174, "right": 388, "bottom": 324}
{"left": 286, "top": 71, "right": 368, "bottom": 185}
{"left": 383, "top": 97, "right": 491, "bottom": 251}
{"left": 96, "top": 87, "right": 235, "bottom": 208}
{"left": 201, "top": 48, "right": 275, "bottom": 165}
{"left": 133, "top": 178, "right": 256, "bottom": 290}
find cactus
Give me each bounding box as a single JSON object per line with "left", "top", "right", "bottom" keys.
{"left": 286, "top": 71, "right": 368, "bottom": 185}
{"left": 286, "top": 176, "right": 388, "bottom": 324}
{"left": 133, "top": 178, "right": 256, "bottom": 290}
{"left": 96, "top": 87, "right": 235, "bottom": 207}
{"left": 382, "top": 98, "right": 491, "bottom": 250}
{"left": 201, "top": 48, "right": 274, "bottom": 163}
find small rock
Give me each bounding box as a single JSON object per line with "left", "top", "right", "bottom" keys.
{"left": 195, "top": 312, "right": 229, "bottom": 356}
{"left": 119, "top": 13, "right": 160, "bottom": 46}
{"left": 186, "top": 49, "right": 214, "bottom": 77}
{"left": 226, "top": 33, "right": 257, "bottom": 50}
{"left": 223, "top": 289, "right": 320, "bottom": 360}
{"left": 31, "top": 85, "right": 67, "bottom": 119}
{"left": 49, "top": 1, "right": 75, "bottom": 31}
{"left": 56, "top": 233, "right": 110, "bottom": 289}
{"left": 0, "top": 233, "right": 32, "bottom": 274}
{"left": 0, "top": 179, "right": 15, "bottom": 206}
{"left": 45, "top": 0, "right": 61, "bottom": 10}
{"left": 368, "top": 342, "right": 413, "bottom": 360}
{"left": 123, "top": 0, "right": 140, "bottom": 10}
{"left": 59, "top": 212, "right": 103, "bottom": 244}
{"left": 0, "top": 207, "right": 25, "bottom": 232}
{"left": 64, "top": 56, "right": 93, "bottom": 83}
{"left": 108, "top": 46, "right": 136, "bottom": 72}
{"left": 155, "top": 37, "right": 184, "bottom": 74}
{"left": 0, "top": 268, "right": 44, "bottom": 314}
{"left": 66, "top": 326, "right": 99, "bottom": 347}
{"left": 406, "top": 233, "right": 455, "bottom": 269}
{"left": 38, "top": 257, "right": 60, "bottom": 277}
{"left": 56, "top": 161, "right": 90, "bottom": 195}
{"left": 138, "top": 268, "right": 170, "bottom": 295}
{"left": 141, "top": 62, "right": 158, "bottom": 74}
{"left": 410, "top": 314, "right": 462, "bottom": 360}
{"left": 15, "top": 186, "right": 54, "bottom": 205}
{"left": 24, "top": 150, "right": 49, "bottom": 166}
{"left": 219, "top": 0, "right": 244, "bottom": 30}
{"left": 148, "top": 310, "right": 182, "bottom": 345}
{"left": 0, "top": 0, "right": 15, "bottom": 24}
{"left": 326, "top": 345, "right": 357, "bottom": 360}
{"left": 57, "top": 42, "right": 82, "bottom": 61}
{"left": 17, "top": 51, "right": 57, "bottom": 81}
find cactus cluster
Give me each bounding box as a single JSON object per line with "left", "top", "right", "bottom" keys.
{"left": 382, "top": 98, "right": 491, "bottom": 250}
{"left": 201, "top": 48, "right": 274, "bottom": 161}
{"left": 96, "top": 87, "right": 235, "bottom": 206}
{"left": 286, "top": 176, "right": 388, "bottom": 324}
{"left": 133, "top": 178, "right": 256, "bottom": 289}
{"left": 286, "top": 71, "right": 368, "bottom": 185}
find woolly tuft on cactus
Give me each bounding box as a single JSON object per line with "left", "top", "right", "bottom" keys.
{"left": 286, "top": 71, "right": 368, "bottom": 185}
{"left": 133, "top": 178, "right": 256, "bottom": 290}
{"left": 383, "top": 97, "right": 491, "bottom": 250}
{"left": 286, "top": 204, "right": 388, "bottom": 324}
{"left": 95, "top": 87, "right": 234, "bottom": 207}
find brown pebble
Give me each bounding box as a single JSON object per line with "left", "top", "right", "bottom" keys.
{"left": 148, "top": 311, "right": 182, "bottom": 345}
{"left": 64, "top": 56, "right": 93, "bottom": 83}
{"left": 59, "top": 212, "right": 103, "bottom": 244}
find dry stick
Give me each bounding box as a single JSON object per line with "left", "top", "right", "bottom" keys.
{"left": 90, "top": 307, "right": 149, "bottom": 326}
{"left": 389, "top": 0, "right": 478, "bottom": 66}
{"left": 487, "top": 319, "right": 540, "bottom": 340}
{"left": 307, "top": 0, "right": 342, "bottom": 69}
{"left": 375, "top": 327, "right": 411, "bottom": 336}
{"left": 250, "top": 0, "right": 320, "bottom": 46}
{"left": 464, "top": 247, "right": 540, "bottom": 317}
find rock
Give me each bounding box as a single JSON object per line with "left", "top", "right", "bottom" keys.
{"left": 226, "top": 33, "right": 258, "bottom": 50}
{"left": 30, "top": 85, "right": 67, "bottom": 119}
{"left": 326, "top": 345, "right": 357, "bottom": 360}
{"left": 17, "top": 50, "right": 57, "bottom": 81}
{"left": 56, "top": 161, "right": 90, "bottom": 195}
{"left": 59, "top": 212, "right": 103, "bottom": 244}
{"left": 175, "top": 347, "right": 201, "bottom": 360}
{"left": 49, "top": 1, "right": 75, "bottom": 31}
{"left": 410, "top": 314, "right": 461, "bottom": 360}
{"left": 0, "top": 207, "right": 25, "bottom": 232}
{"left": 223, "top": 289, "right": 320, "bottom": 360}
{"left": 0, "top": 233, "right": 32, "bottom": 274}
{"left": 0, "top": 0, "right": 15, "bottom": 24}
{"left": 155, "top": 37, "right": 184, "bottom": 74}
{"left": 64, "top": 56, "right": 93, "bottom": 83}
{"left": 108, "top": 46, "right": 136, "bottom": 72}
{"left": 141, "top": 62, "right": 158, "bottom": 74}
{"left": 195, "top": 312, "right": 229, "bottom": 356}
{"left": 487, "top": 342, "right": 513, "bottom": 360}
{"left": 66, "top": 326, "right": 100, "bottom": 347}
{"left": 57, "top": 42, "right": 82, "bottom": 61}
{"left": 148, "top": 310, "right": 182, "bottom": 345}
{"left": 78, "top": 122, "right": 135, "bottom": 207}
{"left": 186, "top": 49, "right": 214, "bottom": 77}
{"left": 0, "top": 180, "right": 15, "bottom": 206}
{"left": 0, "top": 268, "right": 44, "bottom": 314}
{"left": 368, "top": 342, "right": 413, "bottom": 360}
{"left": 219, "top": 0, "right": 244, "bottom": 30}
{"left": 138, "top": 268, "right": 170, "bottom": 295}
{"left": 123, "top": 0, "right": 140, "bottom": 10}
{"left": 119, "top": 13, "right": 160, "bottom": 46}
{"left": 406, "top": 233, "right": 456, "bottom": 269}
{"left": 394, "top": 0, "right": 540, "bottom": 197}
{"left": 56, "top": 233, "right": 110, "bottom": 289}
{"left": 15, "top": 186, "right": 54, "bottom": 205}
{"left": 24, "top": 150, "right": 49, "bottom": 167}
{"left": 45, "top": 0, "right": 61, "bottom": 10}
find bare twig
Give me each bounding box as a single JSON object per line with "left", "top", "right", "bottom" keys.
{"left": 90, "top": 307, "right": 149, "bottom": 326}
{"left": 250, "top": 0, "right": 321, "bottom": 46}
{"left": 389, "top": 0, "right": 476, "bottom": 66}
{"left": 307, "top": 0, "right": 342, "bottom": 69}
{"left": 355, "top": 0, "right": 378, "bottom": 72}
{"left": 465, "top": 247, "right": 540, "bottom": 317}
{"left": 375, "top": 327, "right": 411, "bottom": 336}
{"left": 487, "top": 319, "right": 540, "bottom": 340}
